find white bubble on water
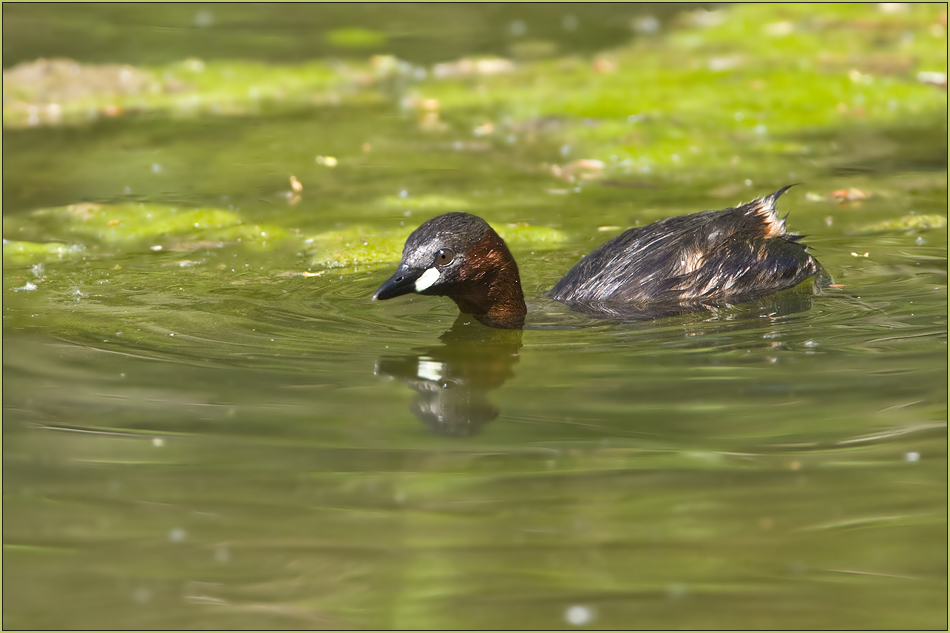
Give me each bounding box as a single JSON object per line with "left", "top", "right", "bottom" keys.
{"left": 132, "top": 587, "right": 151, "bottom": 604}
{"left": 194, "top": 10, "right": 214, "bottom": 28}
{"left": 565, "top": 604, "right": 595, "bottom": 626}
{"left": 632, "top": 15, "right": 660, "bottom": 34}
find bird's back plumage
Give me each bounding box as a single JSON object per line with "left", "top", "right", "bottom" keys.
{"left": 549, "top": 187, "right": 820, "bottom": 309}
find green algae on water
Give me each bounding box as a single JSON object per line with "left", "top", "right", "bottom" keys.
{"left": 2, "top": 240, "right": 86, "bottom": 264}
{"left": 2, "top": 202, "right": 290, "bottom": 263}
{"left": 857, "top": 213, "right": 948, "bottom": 234}
{"left": 2, "top": 57, "right": 391, "bottom": 128}
{"left": 306, "top": 222, "right": 567, "bottom": 269}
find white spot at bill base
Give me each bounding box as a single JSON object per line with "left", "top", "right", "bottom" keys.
{"left": 414, "top": 267, "right": 440, "bottom": 292}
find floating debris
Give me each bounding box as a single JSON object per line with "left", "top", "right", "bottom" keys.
{"left": 419, "top": 110, "right": 448, "bottom": 132}
{"left": 832, "top": 187, "right": 869, "bottom": 202}
{"left": 878, "top": 3, "right": 910, "bottom": 14}
{"left": 917, "top": 70, "right": 947, "bottom": 88}
{"left": 551, "top": 158, "right": 606, "bottom": 182}
{"left": 708, "top": 55, "right": 743, "bottom": 72}
{"left": 591, "top": 57, "right": 617, "bottom": 73}
{"left": 764, "top": 21, "right": 795, "bottom": 37}
{"left": 431, "top": 57, "right": 515, "bottom": 79}
{"left": 472, "top": 121, "right": 494, "bottom": 137}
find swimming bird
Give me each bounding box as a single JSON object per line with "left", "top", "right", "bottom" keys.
{"left": 373, "top": 186, "right": 823, "bottom": 328}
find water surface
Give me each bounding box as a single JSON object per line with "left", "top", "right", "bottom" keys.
{"left": 3, "top": 3, "right": 947, "bottom": 629}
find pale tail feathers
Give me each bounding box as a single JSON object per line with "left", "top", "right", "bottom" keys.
{"left": 747, "top": 184, "right": 800, "bottom": 239}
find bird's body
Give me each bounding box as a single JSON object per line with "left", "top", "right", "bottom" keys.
{"left": 374, "top": 187, "right": 823, "bottom": 329}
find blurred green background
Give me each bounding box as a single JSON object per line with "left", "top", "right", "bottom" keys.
{"left": 3, "top": 3, "right": 947, "bottom": 629}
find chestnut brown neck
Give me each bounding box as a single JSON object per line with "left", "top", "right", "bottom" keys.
{"left": 448, "top": 229, "right": 527, "bottom": 329}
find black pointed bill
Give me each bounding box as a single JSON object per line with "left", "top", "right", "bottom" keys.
{"left": 373, "top": 266, "right": 427, "bottom": 301}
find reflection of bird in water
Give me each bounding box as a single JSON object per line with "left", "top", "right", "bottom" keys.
{"left": 374, "top": 186, "right": 827, "bottom": 328}
{"left": 375, "top": 286, "right": 821, "bottom": 436}
{"left": 375, "top": 316, "right": 522, "bottom": 436}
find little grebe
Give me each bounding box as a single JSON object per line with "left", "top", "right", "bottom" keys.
{"left": 373, "top": 186, "right": 823, "bottom": 328}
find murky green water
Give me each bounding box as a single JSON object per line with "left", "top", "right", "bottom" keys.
{"left": 3, "top": 4, "right": 947, "bottom": 629}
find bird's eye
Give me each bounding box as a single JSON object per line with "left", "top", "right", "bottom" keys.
{"left": 435, "top": 248, "right": 455, "bottom": 266}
